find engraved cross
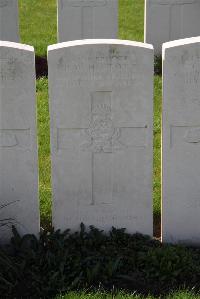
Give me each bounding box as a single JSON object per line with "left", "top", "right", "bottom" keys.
{"left": 154, "top": 0, "right": 198, "bottom": 39}
{"left": 58, "top": 91, "right": 148, "bottom": 206}
{"left": 66, "top": 0, "right": 107, "bottom": 38}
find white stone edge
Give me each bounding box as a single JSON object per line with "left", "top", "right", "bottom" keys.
{"left": 0, "top": 41, "right": 34, "bottom": 52}
{"left": 48, "top": 39, "right": 154, "bottom": 52}
{"left": 162, "top": 36, "right": 200, "bottom": 58}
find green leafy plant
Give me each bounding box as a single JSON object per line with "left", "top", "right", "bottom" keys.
{"left": 1, "top": 225, "right": 200, "bottom": 298}
{"left": 0, "top": 202, "right": 19, "bottom": 229}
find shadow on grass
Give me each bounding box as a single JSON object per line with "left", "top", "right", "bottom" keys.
{"left": 36, "top": 56, "right": 48, "bottom": 78}
{"left": 154, "top": 212, "right": 161, "bottom": 240}
{"left": 154, "top": 55, "right": 162, "bottom": 76}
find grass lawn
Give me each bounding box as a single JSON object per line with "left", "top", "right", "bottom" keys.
{"left": 56, "top": 291, "right": 200, "bottom": 299}
{"left": 19, "top": 0, "right": 161, "bottom": 233}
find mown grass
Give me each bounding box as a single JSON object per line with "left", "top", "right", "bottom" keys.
{"left": 119, "top": 0, "right": 144, "bottom": 42}
{"left": 36, "top": 78, "right": 52, "bottom": 227}
{"left": 19, "top": 0, "right": 57, "bottom": 57}
{"left": 56, "top": 290, "right": 200, "bottom": 299}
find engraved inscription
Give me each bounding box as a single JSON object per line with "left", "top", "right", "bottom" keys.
{"left": 182, "top": 55, "right": 200, "bottom": 105}
{"left": 150, "top": 0, "right": 198, "bottom": 5}
{"left": 184, "top": 57, "right": 200, "bottom": 85}
{"left": 66, "top": 0, "right": 107, "bottom": 7}
{"left": 0, "top": 129, "right": 31, "bottom": 149}
{"left": 64, "top": 213, "right": 137, "bottom": 226}
{"left": 58, "top": 51, "right": 137, "bottom": 87}
{"left": 0, "top": 58, "right": 18, "bottom": 81}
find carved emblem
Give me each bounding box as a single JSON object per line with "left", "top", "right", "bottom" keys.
{"left": 82, "top": 115, "right": 124, "bottom": 153}
{"left": 184, "top": 127, "right": 200, "bottom": 143}
{"left": 81, "top": 94, "right": 125, "bottom": 153}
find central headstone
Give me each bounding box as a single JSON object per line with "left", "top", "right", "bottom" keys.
{"left": 0, "top": 42, "right": 39, "bottom": 244}
{"left": 48, "top": 40, "right": 153, "bottom": 235}
{"left": 57, "top": 0, "right": 118, "bottom": 42}
{"left": 0, "top": 0, "right": 19, "bottom": 42}
{"left": 145, "top": 0, "right": 200, "bottom": 55}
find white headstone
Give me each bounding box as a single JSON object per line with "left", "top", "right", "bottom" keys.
{"left": 0, "top": 42, "right": 39, "bottom": 244}
{"left": 48, "top": 39, "right": 154, "bottom": 235}
{"left": 0, "top": 0, "right": 19, "bottom": 42}
{"left": 163, "top": 37, "right": 200, "bottom": 245}
{"left": 145, "top": 0, "right": 200, "bottom": 55}
{"left": 57, "top": 0, "right": 118, "bottom": 42}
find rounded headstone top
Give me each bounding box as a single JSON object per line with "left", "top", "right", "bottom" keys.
{"left": 48, "top": 39, "right": 154, "bottom": 52}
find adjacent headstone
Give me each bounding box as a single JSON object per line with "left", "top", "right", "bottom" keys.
{"left": 57, "top": 0, "right": 118, "bottom": 42}
{"left": 0, "top": 42, "right": 39, "bottom": 244}
{"left": 145, "top": 0, "right": 200, "bottom": 55}
{"left": 162, "top": 37, "right": 200, "bottom": 245}
{"left": 48, "top": 39, "right": 154, "bottom": 235}
{"left": 0, "top": 0, "right": 20, "bottom": 42}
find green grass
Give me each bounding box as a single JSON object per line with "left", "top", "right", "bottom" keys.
{"left": 37, "top": 78, "right": 52, "bottom": 227}
{"left": 19, "top": 0, "right": 161, "bottom": 229}
{"left": 119, "top": 0, "right": 144, "bottom": 42}
{"left": 19, "top": 0, "right": 57, "bottom": 57}
{"left": 56, "top": 291, "right": 200, "bottom": 299}
{"left": 153, "top": 76, "right": 162, "bottom": 218}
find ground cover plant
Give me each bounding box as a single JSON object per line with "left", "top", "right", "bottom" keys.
{"left": 1, "top": 225, "right": 200, "bottom": 298}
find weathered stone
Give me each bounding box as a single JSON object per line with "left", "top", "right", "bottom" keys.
{"left": 0, "top": 0, "right": 19, "bottom": 42}
{"left": 0, "top": 42, "right": 39, "bottom": 244}
{"left": 57, "top": 0, "right": 118, "bottom": 42}
{"left": 48, "top": 39, "right": 153, "bottom": 235}
{"left": 145, "top": 0, "right": 200, "bottom": 55}
{"left": 162, "top": 37, "right": 200, "bottom": 245}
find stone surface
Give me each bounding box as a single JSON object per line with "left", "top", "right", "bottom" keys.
{"left": 0, "top": 42, "right": 39, "bottom": 244}
{"left": 0, "top": 0, "right": 19, "bottom": 42}
{"left": 57, "top": 0, "right": 118, "bottom": 42}
{"left": 48, "top": 39, "right": 154, "bottom": 235}
{"left": 145, "top": 0, "right": 200, "bottom": 55}
{"left": 162, "top": 37, "right": 200, "bottom": 245}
